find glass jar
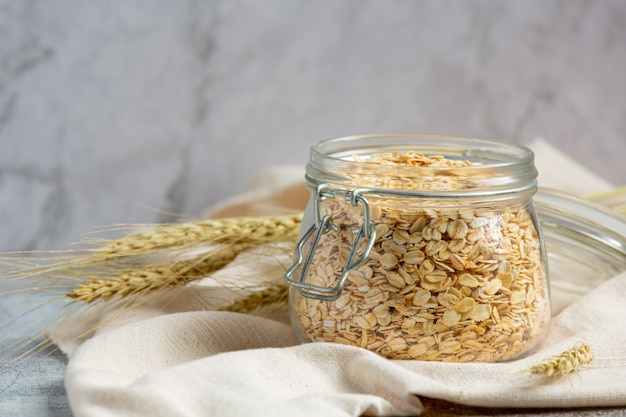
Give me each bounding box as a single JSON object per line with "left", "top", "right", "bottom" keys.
{"left": 285, "top": 134, "right": 551, "bottom": 362}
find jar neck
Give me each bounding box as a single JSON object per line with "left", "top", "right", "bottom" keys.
{"left": 305, "top": 134, "right": 538, "bottom": 200}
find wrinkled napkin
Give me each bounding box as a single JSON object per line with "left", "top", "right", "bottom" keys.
{"left": 61, "top": 138, "right": 626, "bottom": 417}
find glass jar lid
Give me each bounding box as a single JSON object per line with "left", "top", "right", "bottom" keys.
{"left": 535, "top": 188, "right": 626, "bottom": 312}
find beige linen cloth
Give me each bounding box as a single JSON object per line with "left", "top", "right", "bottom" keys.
{"left": 61, "top": 138, "right": 626, "bottom": 417}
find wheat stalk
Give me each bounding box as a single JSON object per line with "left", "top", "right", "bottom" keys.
{"left": 219, "top": 281, "right": 289, "bottom": 314}
{"left": 63, "top": 214, "right": 302, "bottom": 303}
{"left": 0, "top": 214, "right": 302, "bottom": 303}
{"left": 0, "top": 214, "right": 302, "bottom": 284}
{"left": 525, "top": 343, "right": 594, "bottom": 377}
{"left": 88, "top": 214, "right": 302, "bottom": 261}
{"left": 66, "top": 243, "right": 255, "bottom": 303}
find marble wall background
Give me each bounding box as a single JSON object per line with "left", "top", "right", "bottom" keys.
{"left": 1, "top": 0, "right": 625, "bottom": 252}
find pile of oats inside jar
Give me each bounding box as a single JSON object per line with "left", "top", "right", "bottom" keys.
{"left": 292, "top": 151, "right": 550, "bottom": 362}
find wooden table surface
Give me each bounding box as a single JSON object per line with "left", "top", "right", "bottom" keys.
{"left": 419, "top": 397, "right": 626, "bottom": 417}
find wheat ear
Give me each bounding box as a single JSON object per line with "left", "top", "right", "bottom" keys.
{"left": 526, "top": 343, "right": 594, "bottom": 377}
{"left": 0, "top": 214, "right": 302, "bottom": 283}
{"left": 66, "top": 244, "right": 252, "bottom": 303}
{"left": 66, "top": 214, "right": 302, "bottom": 303}
{"left": 88, "top": 214, "right": 302, "bottom": 261}
{"left": 219, "top": 281, "right": 289, "bottom": 314}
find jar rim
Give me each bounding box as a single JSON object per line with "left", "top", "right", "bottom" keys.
{"left": 312, "top": 133, "right": 534, "bottom": 168}
{"left": 307, "top": 134, "right": 538, "bottom": 197}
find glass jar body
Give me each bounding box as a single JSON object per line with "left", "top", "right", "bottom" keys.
{"left": 286, "top": 135, "right": 551, "bottom": 362}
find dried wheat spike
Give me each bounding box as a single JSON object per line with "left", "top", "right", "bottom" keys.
{"left": 219, "top": 281, "right": 288, "bottom": 314}
{"left": 92, "top": 214, "right": 302, "bottom": 260}
{"left": 527, "top": 343, "right": 594, "bottom": 377}
{"left": 67, "top": 244, "right": 246, "bottom": 303}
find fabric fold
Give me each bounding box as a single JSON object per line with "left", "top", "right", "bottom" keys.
{"left": 66, "top": 273, "right": 626, "bottom": 416}
{"left": 62, "top": 138, "right": 626, "bottom": 416}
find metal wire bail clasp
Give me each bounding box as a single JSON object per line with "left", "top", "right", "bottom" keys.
{"left": 285, "top": 184, "right": 377, "bottom": 301}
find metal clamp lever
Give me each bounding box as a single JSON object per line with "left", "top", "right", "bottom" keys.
{"left": 285, "top": 184, "right": 376, "bottom": 301}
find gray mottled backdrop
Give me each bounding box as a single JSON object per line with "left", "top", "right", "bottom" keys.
{"left": 1, "top": 0, "right": 625, "bottom": 252}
